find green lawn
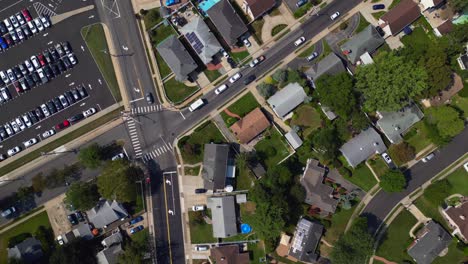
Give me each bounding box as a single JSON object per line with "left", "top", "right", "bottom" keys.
{"left": 356, "top": 13, "right": 370, "bottom": 33}
{"left": 81, "top": 24, "right": 121, "bottom": 102}
{"left": 452, "top": 95, "right": 468, "bottom": 118}
{"left": 290, "top": 105, "right": 322, "bottom": 136}
{"left": 251, "top": 18, "right": 265, "bottom": 44}
{"left": 343, "top": 163, "right": 378, "bottom": 192}
{"left": 231, "top": 50, "right": 250, "bottom": 63}
{"left": 271, "top": 24, "right": 287, "bottom": 37}
{"left": 0, "top": 211, "right": 51, "bottom": 263}
{"left": 274, "top": 29, "right": 290, "bottom": 41}
{"left": 376, "top": 210, "right": 417, "bottom": 263}
{"left": 188, "top": 211, "right": 217, "bottom": 244}
{"left": 236, "top": 165, "right": 254, "bottom": 190}
{"left": 401, "top": 27, "right": 431, "bottom": 49}
{"left": 319, "top": 40, "right": 332, "bottom": 60}
{"left": 389, "top": 0, "right": 402, "bottom": 9}
{"left": 255, "top": 127, "right": 291, "bottom": 169}
{"left": 155, "top": 50, "right": 172, "bottom": 79}
{"left": 298, "top": 44, "right": 316, "bottom": 58}
{"left": 220, "top": 92, "right": 260, "bottom": 126}
{"left": 371, "top": 11, "right": 386, "bottom": 20}
{"left": 142, "top": 8, "right": 163, "bottom": 29}
{"left": 433, "top": 239, "right": 468, "bottom": 264}
{"left": 164, "top": 77, "right": 199, "bottom": 104}
{"left": 184, "top": 166, "right": 200, "bottom": 176}
{"left": 415, "top": 167, "right": 468, "bottom": 230}
{"left": 204, "top": 69, "right": 222, "bottom": 83}
{"left": 368, "top": 156, "right": 389, "bottom": 178}
{"left": 149, "top": 24, "right": 175, "bottom": 46}
{"left": 323, "top": 202, "right": 359, "bottom": 243}
{"left": 178, "top": 121, "right": 225, "bottom": 164}
{"left": 403, "top": 121, "right": 432, "bottom": 153}
{"left": 248, "top": 241, "right": 267, "bottom": 264}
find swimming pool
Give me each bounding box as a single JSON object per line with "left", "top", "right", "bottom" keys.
{"left": 453, "top": 9, "right": 468, "bottom": 25}
{"left": 199, "top": 0, "right": 221, "bottom": 12}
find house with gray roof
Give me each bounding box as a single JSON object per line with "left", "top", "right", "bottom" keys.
{"left": 340, "top": 127, "right": 387, "bottom": 168}
{"left": 96, "top": 243, "right": 123, "bottom": 264}
{"left": 101, "top": 231, "right": 123, "bottom": 248}
{"left": 8, "top": 237, "right": 43, "bottom": 264}
{"left": 73, "top": 223, "right": 94, "bottom": 240}
{"left": 407, "top": 221, "right": 451, "bottom": 264}
{"left": 206, "top": 0, "right": 248, "bottom": 45}
{"left": 288, "top": 218, "right": 323, "bottom": 263}
{"left": 267, "top": 82, "right": 307, "bottom": 119}
{"left": 87, "top": 200, "right": 129, "bottom": 229}
{"left": 376, "top": 104, "right": 424, "bottom": 144}
{"left": 340, "top": 25, "right": 385, "bottom": 64}
{"left": 202, "top": 144, "right": 233, "bottom": 192}
{"left": 207, "top": 196, "right": 238, "bottom": 238}
{"left": 305, "top": 53, "right": 346, "bottom": 82}
{"left": 285, "top": 130, "right": 303, "bottom": 150}
{"left": 157, "top": 35, "right": 198, "bottom": 81}
{"left": 180, "top": 16, "right": 222, "bottom": 64}
{"left": 300, "top": 159, "right": 339, "bottom": 216}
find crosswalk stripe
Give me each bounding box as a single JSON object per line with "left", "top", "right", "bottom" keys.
{"left": 162, "top": 145, "right": 168, "bottom": 152}
{"left": 155, "top": 148, "right": 160, "bottom": 155}
{"left": 151, "top": 152, "right": 156, "bottom": 159}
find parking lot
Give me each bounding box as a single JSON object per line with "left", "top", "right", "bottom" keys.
{"left": 0, "top": 0, "right": 116, "bottom": 157}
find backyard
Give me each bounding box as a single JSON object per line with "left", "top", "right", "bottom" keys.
{"left": 376, "top": 210, "right": 417, "bottom": 263}
{"left": 178, "top": 121, "right": 225, "bottom": 164}
{"left": 220, "top": 92, "right": 260, "bottom": 126}
{"left": 149, "top": 24, "right": 175, "bottom": 46}
{"left": 164, "top": 77, "right": 199, "bottom": 104}
{"left": 188, "top": 211, "right": 217, "bottom": 244}
{"left": 255, "top": 127, "right": 291, "bottom": 169}
{"left": 142, "top": 7, "right": 163, "bottom": 29}
{"left": 452, "top": 95, "right": 468, "bottom": 118}
{"left": 290, "top": 105, "right": 322, "bottom": 137}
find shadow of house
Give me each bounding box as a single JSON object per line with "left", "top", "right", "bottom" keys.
{"left": 7, "top": 237, "right": 43, "bottom": 264}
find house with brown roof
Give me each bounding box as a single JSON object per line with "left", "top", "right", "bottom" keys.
{"left": 210, "top": 244, "right": 249, "bottom": 264}
{"left": 378, "top": 0, "right": 421, "bottom": 36}
{"left": 230, "top": 107, "right": 270, "bottom": 144}
{"left": 242, "top": 0, "right": 276, "bottom": 20}
{"left": 442, "top": 198, "right": 468, "bottom": 242}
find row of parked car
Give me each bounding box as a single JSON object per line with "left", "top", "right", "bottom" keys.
{"left": 0, "top": 42, "right": 77, "bottom": 100}
{"left": 0, "top": 9, "right": 51, "bottom": 51}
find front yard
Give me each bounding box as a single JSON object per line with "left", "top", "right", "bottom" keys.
{"left": 220, "top": 92, "right": 260, "bottom": 126}
{"left": 323, "top": 202, "right": 359, "bottom": 243}
{"left": 255, "top": 127, "right": 291, "bottom": 169}
{"left": 340, "top": 161, "right": 377, "bottom": 192}
{"left": 178, "top": 121, "right": 225, "bottom": 164}
{"left": 188, "top": 211, "right": 217, "bottom": 244}
{"left": 368, "top": 156, "right": 389, "bottom": 178}
{"left": 231, "top": 50, "right": 250, "bottom": 63}
{"left": 452, "top": 95, "right": 468, "bottom": 118}
{"left": 204, "top": 69, "right": 222, "bottom": 83}
{"left": 164, "top": 77, "right": 199, "bottom": 104}
{"left": 403, "top": 121, "right": 432, "bottom": 153}
{"left": 149, "top": 24, "right": 175, "bottom": 46}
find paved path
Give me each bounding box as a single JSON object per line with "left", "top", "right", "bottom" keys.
{"left": 0, "top": 208, "right": 46, "bottom": 234}
{"left": 373, "top": 255, "right": 398, "bottom": 264}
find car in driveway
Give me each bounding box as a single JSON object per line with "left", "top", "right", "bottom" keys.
{"left": 83, "top": 107, "right": 97, "bottom": 117}
{"left": 229, "top": 72, "right": 242, "bottom": 83}
{"left": 194, "top": 188, "right": 207, "bottom": 194}
{"left": 296, "top": 0, "right": 308, "bottom": 7}
{"left": 330, "top": 12, "right": 340, "bottom": 20}
{"left": 7, "top": 146, "right": 21, "bottom": 156}
{"left": 42, "top": 129, "right": 55, "bottom": 138}
{"left": 195, "top": 245, "right": 209, "bottom": 251}
{"left": 129, "top": 216, "right": 144, "bottom": 225}
{"left": 75, "top": 211, "right": 85, "bottom": 222}
{"left": 1, "top": 206, "right": 16, "bottom": 218}
{"left": 294, "top": 36, "right": 306, "bottom": 46}
{"left": 422, "top": 153, "right": 435, "bottom": 162}
{"left": 243, "top": 38, "right": 251, "bottom": 47}
{"left": 306, "top": 52, "right": 319, "bottom": 62}
{"left": 67, "top": 214, "right": 78, "bottom": 225}
{"left": 192, "top": 205, "right": 205, "bottom": 211}
{"left": 372, "top": 4, "right": 385, "bottom": 10}
{"left": 249, "top": 55, "right": 265, "bottom": 67}
{"left": 24, "top": 138, "right": 37, "bottom": 148}
{"left": 130, "top": 225, "right": 144, "bottom": 234}
{"left": 382, "top": 153, "right": 392, "bottom": 164}
{"left": 55, "top": 120, "right": 70, "bottom": 130}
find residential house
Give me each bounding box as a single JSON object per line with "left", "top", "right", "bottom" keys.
{"left": 421, "top": 0, "right": 444, "bottom": 10}
{"left": 87, "top": 200, "right": 129, "bottom": 229}
{"left": 285, "top": 130, "right": 303, "bottom": 150}
{"left": 202, "top": 143, "right": 235, "bottom": 191}
{"left": 378, "top": 0, "right": 421, "bottom": 36}
{"left": 376, "top": 104, "right": 424, "bottom": 144}
{"left": 407, "top": 221, "right": 452, "bottom": 264}
{"left": 230, "top": 107, "right": 270, "bottom": 144}
{"left": 339, "top": 127, "right": 387, "bottom": 168}
{"left": 242, "top": 0, "right": 276, "bottom": 20}
{"left": 72, "top": 223, "right": 94, "bottom": 240}
{"left": 207, "top": 196, "right": 238, "bottom": 238}
{"left": 340, "top": 25, "right": 385, "bottom": 64}
{"left": 442, "top": 199, "right": 468, "bottom": 243}
{"left": 288, "top": 218, "right": 323, "bottom": 263}
{"left": 157, "top": 35, "right": 198, "bottom": 81}
{"left": 305, "top": 53, "right": 346, "bottom": 82}
{"left": 7, "top": 238, "right": 43, "bottom": 264}
{"left": 101, "top": 231, "right": 123, "bottom": 248}
{"left": 300, "top": 159, "right": 339, "bottom": 216}
{"left": 267, "top": 82, "right": 307, "bottom": 119}
{"left": 210, "top": 244, "right": 249, "bottom": 264}
{"left": 205, "top": 0, "right": 248, "bottom": 46}
{"left": 320, "top": 105, "right": 337, "bottom": 121}
{"left": 96, "top": 243, "right": 123, "bottom": 264}
{"left": 458, "top": 45, "right": 468, "bottom": 70}
{"left": 179, "top": 16, "right": 222, "bottom": 65}
{"left": 435, "top": 20, "right": 453, "bottom": 36}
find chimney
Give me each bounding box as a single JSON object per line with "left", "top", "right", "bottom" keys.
{"left": 460, "top": 215, "right": 465, "bottom": 220}
{"left": 359, "top": 147, "right": 363, "bottom": 151}
{"left": 373, "top": 142, "right": 379, "bottom": 146}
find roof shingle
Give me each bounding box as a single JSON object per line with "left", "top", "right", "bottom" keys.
{"left": 230, "top": 108, "right": 270, "bottom": 144}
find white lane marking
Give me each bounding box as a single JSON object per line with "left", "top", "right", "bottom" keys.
{"left": 179, "top": 111, "right": 186, "bottom": 120}
{"left": 129, "top": 97, "right": 144, "bottom": 103}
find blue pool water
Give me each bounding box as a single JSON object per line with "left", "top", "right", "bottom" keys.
{"left": 453, "top": 9, "right": 468, "bottom": 25}
{"left": 199, "top": 0, "right": 221, "bottom": 12}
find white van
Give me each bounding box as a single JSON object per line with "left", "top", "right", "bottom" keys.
{"left": 188, "top": 99, "right": 204, "bottom": 112}
{"left": 214, "top": 84, "right": 228, "bottom": 95}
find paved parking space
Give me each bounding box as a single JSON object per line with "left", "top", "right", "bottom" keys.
{"left": 0, "top": 0, "right": 117, "bottom": 155}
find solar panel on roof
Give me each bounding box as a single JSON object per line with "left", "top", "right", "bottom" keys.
{"left": 186, "top": 32, "right": 204, "bottom": 54}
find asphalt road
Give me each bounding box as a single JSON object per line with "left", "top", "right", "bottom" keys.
{"left": 0, "top": 0, "right": 115, "bottom": 154}
{"left": 362, "top": 127, "right": 468, "bottom": 234}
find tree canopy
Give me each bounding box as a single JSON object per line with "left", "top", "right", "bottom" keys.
{"left": 49, "top": 238, "right": 97, "bottom": 264}
{"left": 379, "top": 170, "right": 406, "bottom": 192}
{"left": 64, "top": 182, "right": 100, "bottom": 211}
{"left": 315, "top": 73, "right": 357, "bottom": 119}
{"left": 450, "top": 0, "right": 468, "bottom": 12}
{"left": 119, "top": 230, "right": 149, "bottom": 264}
{"left": 97, "top": 160, "right": 141, "bottom": 203}
{"left": 425, "top": 106, "right": 464, "bottom": 138}
{"left": 78, "top": 143, "right": 103, "bottom": 169}
{"left": 390, "top": 142, "right": 415, "bottom": 164}
{"left": 356, "top": 52, "right": 428, "bottom": 111}
{"left": 312, "top": 126, "right": 341, "bottom": 161}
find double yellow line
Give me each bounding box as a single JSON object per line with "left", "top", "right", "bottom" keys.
{"left": 162, "top": 174, "right": 173, "bottom": 263}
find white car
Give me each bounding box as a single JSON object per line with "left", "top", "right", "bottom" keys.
{"left": 4, "top": 124, "right": 13, "bottom": 136}
{"left": 111, "top": 153, "right": 125, "bottom": 161}
{"left": 27, "top": 21, "right": 37, "bottom": 34}
{"left": 306, "top": 52, "right": 319, "bottom": 62}
{"left": 40, "top": 104, "right": 50, "bottom": 117}
{"left": 214, "top": 84, "right": 228, "bottom": 95}
{"left": 1, "top": 88, "right": 11, "bottom": 100}
{"left": 33, "top": 18, "right": 44, "bottom": 31}
{"left": 3, "top": 18, "right": 13, "bottom": 31}
{"left": 67, "top": 53, "right": 77, "bottom": 65}
{"left": 42, "top": 129, "right": 55, "bottom": 138}
{"left": 222, "top": 50, "right": 229, "bottom": 58}
{"left": 382, "top": 153, "right": 392, "bottom": 164}
{"left": 16, "top": 118, "right": 26, "bottom": 130}
{"left": 31, "top": 56, "right": 40, "bottom": 69}
{"left": 7, "top": 69, "right": 16, "bottom": 82}
{"left": 0, "top": 71, "right": 9, "bottom": 84}
{"left": 24, "top": 138, "right": 38, "bottom": 148}
{"left": 22, "top": 114, "right": 32, "bottom": 127}
{"left": 249, "top": 55, "right": 265, "bottom": 68}
{"left": 422, "top": 153, "right": 435, "bottom": 163}
{"left": 16, "top": 28, "right": 25, "bottom": 40}
{"left": 464, "top": 162, "right": 468, "bottom": 172}
{"left": 83, "top": 107, "right": 97, "bottom": 117}
{"left": 330, "top": 11, "right": 340, "bottom": 20}
{"left": 9, "top": 15, "right": 19, "bottom": 28}
{"left": 195, "top": 245, "right": 209, "bottom": 251}
{"left": 15, "top": 13, "right": 25, "bottom": 25}
{"left": 7, "top": 146, "right": 21, "bottom": 156}
{"left": 56, "top": 235, "right": 64, "bottom": 245}
{"left": 243, "top": 38, "right": 251, "bottom": 47}
{"left": 192, "top": 205, "right": 205, "bottom": 211}
{"left": 40, "top": 16, "right": 51, "bottom": 28}
{"left": 10, "top": 121, "right": 20, "bottom": 133}
{"left": 229, "top": 72, "right": 242, "bottom": 83}
{"left": 294, "top": 36, "right": 306, "bottom": 46}
{"left": 24, "top": 60, "right": 34, "bottom": 72}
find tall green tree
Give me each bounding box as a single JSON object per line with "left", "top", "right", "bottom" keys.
{"left": 356, "top": 52, "right": 428, "bottom": 111}
{"left": 119, "top": 230, "right": 149, "bottom": 264}
{"left": 64, "top": 182, "right": 100, "bottom": 211}
{"left": 331, "top": 217, "right": 374, "bottom": 264}
{"left": 312, "top": 126, "right": 341, "bottom": 161}
{"left": 97, "top": 160, "right": 140, "bottom": 203}
{"left": 49, "top": 238, "right": 97, "bottom": 264}
{"left": 425, "top": 106, "right": 464, "bottom": 138}
{"left": 315, "top": 73, "right": 357, "bottom": 119}
{"left": 379, "top": 170, "right": 406, "bottom": 192}
{"left": 450, "top": 0, "right": 468, "bottom": 12}
{"left": 78, "top": 143, "right": 103, "bottom": 169}
{"left": 418, "top": 45, "right": 452, "bottom": 98}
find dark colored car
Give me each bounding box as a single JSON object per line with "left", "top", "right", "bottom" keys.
{"left": 62, "top": 41, "right": 72, "bottom": 54}
{"left": 64, "top": 91, "right": 75, "bottom": 104}
{"left": 296, "top": 0, "right": 308, "bottom": 7}
{"left": 75, "top": 211, "right": 85, "bottom": 222}
{"left": 77, "top": 86, "right": 87, "bottom": 97}
{"left": 130, "top": 225, "right": 144, "bottom": 234}
{"left": 35, "top": 107, "right": 45, "bottom": 119}
{"left": 24, "top": 75, "right": 35, "bottom": 87}
{"left": 62, "top": 56, "right": 72, "bottom": 69}
{"left": 71, "top": 89, "right": 81, "bottom": 100}
{"left": 13, "top": 67, "right": 22, "bottom": 79}
{"left": 0, "top": 22, "right": 7, "bottom": 35}
{"left": 243, "top": 75, "right": 256, "bottom": 85}
{"left": 55, "top": 120, "right": 70, "bottom": 130}
{"left": 18, "top": 63, "right": 28, "bottom": 75}
{"left": 43, "top": 50, "right": 53, "bottom": 64}
{"left": 31, "top": 72, "right": 40, "bottom": 84}
{"left": 49, "top": 48, "right": 60, "bottom": 61}
{"left": 67, "top": 214, "right": 78, "bottom": 225}
{"left": 28, "top": 111, "right": 39, "bottom": 123}
{"left": 43, "top": 65, "right": 54, "bottom": 79}
{"left": 0, "top": 154, "right": 6, "bottom": 161}
{"left": 4, "top": 34, "right": 13, "bottom": 46}
{"left": 68, "top": 113, "right": 84, "bottom": 123}
{"left": 46, "top": 101, "right": 57, "bottom": 114}
{"left": 53, "top": 97, "right": 63, "bottom": 111}
{"left": 195, "top": 188, "right": 207, "bottom": 194}
{"left": 227, "top": 57, "right": 236, "bottom": 68}
{"left": 372, "top": 4, "right": 385, "bottom": 10}
{"left": 146, "top": 92, "right": 154, "bottom": 104}
{"left": 50, "top": 64, "right": 60, "bottom": 76}
{"left": 130, "top": 216, "right": 144, "bottom": 225}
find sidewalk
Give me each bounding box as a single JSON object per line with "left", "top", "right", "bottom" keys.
{"left": 0, "top": 207, "right": 46, "bottom": 235}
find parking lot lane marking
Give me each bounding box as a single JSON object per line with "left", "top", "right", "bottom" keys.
{"left": 0, "top": 0, "right": 24, "bottom": 14}
{"left": 155, "top": 148, "right": 161, "bottom": 155}
{"left": 179, "top": 111, "right": 186, "bottom": 120}
{"left": 129, "top": 97, "right": 144, "bottom": 103}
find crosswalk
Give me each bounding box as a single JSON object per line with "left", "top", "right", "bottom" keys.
{"left": 33, "top": 2, "right": 57, "bottom": 17}
{"left": 126, "top": 118, "right": 143, "bottom": 158}
{"left": 130, "top": 105, "right": 164, "bottom": 115}
{"left": 142, "top": 142, "right": 173, "bottom": 163}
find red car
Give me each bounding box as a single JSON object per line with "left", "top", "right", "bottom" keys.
{"left": 55, "top": 120, "right": 70, "bottom": 130}
{"left": 21, "top": 9, "right": 32, "bottom": 21}
{"left": 38, "top": 54, "right": 47, "bottom": 66}
{"left": 13, "top": 82, "right": 22, "bottom": 93}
